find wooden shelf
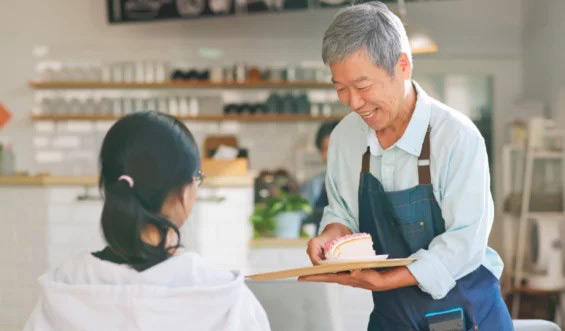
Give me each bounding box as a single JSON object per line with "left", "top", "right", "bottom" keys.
{"left": 31, "top": 113, "right": 344, "bottom": 122}
{"left": 29, "top": 80, "right": 334, "bottom": 89}
{"left": 0, "top": 175, "right": 253, "bottom": 188}
{"left": 532, "top": 150, "right": 564, "bottom": 159}
{"left": 0, "top": 175, "right": 98, "bottom": 186}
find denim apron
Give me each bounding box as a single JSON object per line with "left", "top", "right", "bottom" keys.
{"left": 358, "top": 128, "right": 513, "bottom": 331}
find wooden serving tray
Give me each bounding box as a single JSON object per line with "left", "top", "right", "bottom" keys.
{"left": 246, "top": 258, "right": 416, "bottom": 281}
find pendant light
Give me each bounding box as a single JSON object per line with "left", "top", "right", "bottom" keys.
{"left": 397, "top": 0, "right": 439, "bottom": 55}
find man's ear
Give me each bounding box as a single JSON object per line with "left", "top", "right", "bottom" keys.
{"left": 396, "top": 53, "right": 412, "bottom": 80}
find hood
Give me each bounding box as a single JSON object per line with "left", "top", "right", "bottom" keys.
{"left": 24, "top": 252, "right": 270, "bottom": 331}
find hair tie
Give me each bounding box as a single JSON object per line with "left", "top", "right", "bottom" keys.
{"left": 118, "top": 175, "right": 134, "bottom": 188}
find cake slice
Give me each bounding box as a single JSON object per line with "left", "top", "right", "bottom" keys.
{"left": 323, "top": 233, "right": 377, "bottom": 261}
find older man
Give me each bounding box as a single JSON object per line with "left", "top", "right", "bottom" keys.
{"left": 299, "top": 2, "right": 513, "bottom": 330}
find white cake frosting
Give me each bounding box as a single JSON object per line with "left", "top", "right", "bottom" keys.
{"left": 323, "top": 233, "right": 376, "bottom": 261}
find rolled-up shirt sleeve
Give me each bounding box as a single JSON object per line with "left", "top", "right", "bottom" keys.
{"left": 407, "top": 129, "right": 494, "bottom": 299}
{"left": 319, "top": 133, "right": 359, "bottom": 234}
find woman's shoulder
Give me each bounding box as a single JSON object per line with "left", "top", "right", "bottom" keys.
{"left": 167, "top": 250, "right": 238, "bottom": 287}
{"left": 48, "top": 250, "right": 238, "bottom": 289}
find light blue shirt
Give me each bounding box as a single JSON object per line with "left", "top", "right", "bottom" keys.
{"left": 301, "top": 172, "right": 325, "bottom": 207}
{"left": 320, "top": 81, "right": 504, "bottom": 300}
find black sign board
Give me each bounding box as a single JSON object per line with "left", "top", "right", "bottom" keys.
{"left": 107, "top": 0, "right": 311, "bottom": 23}
{"left": 106, "top": 0, "right": 404, "bottom": 23}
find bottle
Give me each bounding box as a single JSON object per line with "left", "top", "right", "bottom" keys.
{"left": 0, "top": 144, "right": 3, "bottom": 174}
{"left": 322, "top": 103, "right": 332, "bottom": 117}
{"left": 186, "top": 70, "right": 199, "bottom": 81}
{"left": 239, "top": 103, "right": 251, "bottom": 115}
{"left": 248, "top": 67, "right": 261, "bottom": 81}
{"left": 168, "top": 96, "right": 179, "bottom": 116}
{"left": 235, "top": 63, "right": 246, "bottom": 83}
{"left": 178, "top": 97, "right": 189, "bottom": 116}
{"left": 295, "top": 93, "right": 310, "bottom": 114}
{"left": 0, "top": 144, "right": 16, "bottom": 175}
{"left": 223, "top": 104, "right": 240, "bottom": 115}
{"left": 310, "top": 103, "right": 320, "bottom": 117}
{"left": 171, "top": 69, "right": 184, "bottom": 81}
{"left": 281, "top": 93, "right": 296, "bottom": 114}
{"left": 158, "top": 97, "right": 169, "bottom": 113}
{"left": 210, "top": 66, "right": 223, "bottom": 83}
{"left": 198, "top": 70, "right": 210, "bottom": 81}
{"left": 248, "top": 103, "right": 259, "bottom": 115}
{"left": 189, "top": 98, "right": 199, "bottom": 116}
{"left": 265, "top": 93, "right": 282, "bottom": 114}
{"left": 254, "top": 103, "right": 268, "bottom": 114}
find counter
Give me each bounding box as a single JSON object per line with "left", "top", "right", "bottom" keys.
{"left": 0, "top": 175, "right": 98, "bottom": 186}
{"left": 0, "top": 175, "right": 254, "bottom": 188}
{"left": 250, "top": 238, "right": 309, "bottom": 248}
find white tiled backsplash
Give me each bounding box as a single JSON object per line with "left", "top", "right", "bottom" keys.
{"left": 31, "top": 120, "right": 328, "bottom": 183}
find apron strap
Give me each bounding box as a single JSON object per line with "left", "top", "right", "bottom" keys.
{"left": 418, "top": 127, "right": 432, "bottom": 185}
{"left": 362, "top": 127, "right": 432, "bottom": 182}
{"left": 362, "top": 147, "right": 371, "bottom": 173}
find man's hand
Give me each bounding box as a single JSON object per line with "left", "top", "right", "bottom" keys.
{"left": 298, "top": 267, "right": 418, "bottom": 292}
{"left": 306, "top": 223, "right": 352, "bottom": 265}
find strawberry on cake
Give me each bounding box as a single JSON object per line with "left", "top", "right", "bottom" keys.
{"left": 323, "top": 233, "right": 378, "bottom": 261}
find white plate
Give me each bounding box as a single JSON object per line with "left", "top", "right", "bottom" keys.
{"left": 318, "top": 255, "right": 389, "bottom": 265}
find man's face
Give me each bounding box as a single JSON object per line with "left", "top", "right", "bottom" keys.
{"left": 330, "top": 49, "right": 411, "bottom": 131}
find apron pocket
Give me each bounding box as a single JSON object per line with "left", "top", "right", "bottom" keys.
{"left": 395, "top": 218, "right": 434, "bottom": 253}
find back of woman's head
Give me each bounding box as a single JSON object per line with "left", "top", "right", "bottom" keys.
{"left": 99, "top": 111, "right": 200, "bottom": 271}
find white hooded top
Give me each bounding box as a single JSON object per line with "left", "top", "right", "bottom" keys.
{"left": 24, "top": 251, "right": 271, "bottom": 331}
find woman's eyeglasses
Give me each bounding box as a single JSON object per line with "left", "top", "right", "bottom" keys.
{"left": 193, "top": 170, "right": 205, "bottom": 187}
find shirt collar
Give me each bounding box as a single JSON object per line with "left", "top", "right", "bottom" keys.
{"left": 367, "top": 81, "right": 431, "bottom": 157}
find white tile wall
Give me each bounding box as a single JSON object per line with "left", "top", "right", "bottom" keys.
{"left": 1, "top": 186, "right": 106, "bottom": 329}
{"left": 0, "top": 187, "right": 48, "bottom": 330}
{"left": 181, "top": 186, "right": 254, "bottom": 272}
{"left": 31, "top": 120, "right": 327, "bottom": 183}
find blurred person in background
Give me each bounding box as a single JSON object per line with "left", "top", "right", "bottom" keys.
{"left": 301, "top": 120, "right": 339, "bottom": 233}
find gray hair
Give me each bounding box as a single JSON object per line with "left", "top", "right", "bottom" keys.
{"left": 321, "top": 1, "right": 412, "bottom": 76}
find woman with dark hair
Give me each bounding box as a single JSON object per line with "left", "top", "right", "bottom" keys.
{"left": 24, "top": 111, "right": 271, "bottom": 331}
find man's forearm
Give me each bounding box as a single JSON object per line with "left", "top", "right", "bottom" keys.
{"left": 382, "top": 267, "right": 418, "bottom": 290}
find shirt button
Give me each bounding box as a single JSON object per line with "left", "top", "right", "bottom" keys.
{"left": 419, "top": 220, "right": 425, "bottom": 227}
{"left": 474, "top": 325, "right": 478, "bottom": 330}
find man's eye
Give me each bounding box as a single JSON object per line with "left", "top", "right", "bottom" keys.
{"left": 358, "top": 86, "right": 371, "bottom": 91}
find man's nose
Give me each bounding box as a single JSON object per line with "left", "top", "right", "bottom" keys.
{"left": 349, "top": 89, "right": 365, "bottom": 110}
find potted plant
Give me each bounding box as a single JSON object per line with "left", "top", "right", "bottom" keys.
{"left": 251, "top": 205, "right": 276, "bottom": 238}
{"left": 251, "top": 192, "right": 312, "bottom": 239}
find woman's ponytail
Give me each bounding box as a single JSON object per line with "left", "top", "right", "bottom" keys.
{"left": 101, "top": 177, "right": 181, "bottom": 272}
